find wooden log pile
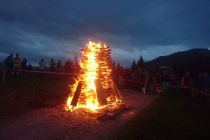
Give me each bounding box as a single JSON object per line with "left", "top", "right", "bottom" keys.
{"left": 69, "top": 43, "right": 124, "bottom": 109}
{"left": 96, "top": 46, "right": 114, "bottom": 102}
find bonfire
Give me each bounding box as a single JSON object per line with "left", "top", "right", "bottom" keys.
{"left": 65, "top": 41, "right": 123, "bottom": 112}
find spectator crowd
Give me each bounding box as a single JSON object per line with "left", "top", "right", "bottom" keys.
{"left": 3, "top": 53, "right": 210, "bottom": 95}
{"left": 4, "top": 53, "right": 78, "bottom": 73}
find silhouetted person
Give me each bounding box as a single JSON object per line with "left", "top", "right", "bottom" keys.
{"left": 139, "top": 70, "right": 148, "bottom": 94}
{"left": 49, "top": 59, "right": 56, "bottom": 72}
{"left": 146, "top": 73, "right": 153, "bottom": 94}
{"left": 21, "top": 57, "right": 27, "bottom": 70}
{"left": 201, "top": 73, "right": 209, "bottom": 93}
{"left": 131, "top": 70, "right": 138, "bottom": 90}
{"left": 4, "top": 53, "right": 13, "bottom": 69}
{"left": 39, "top": 59, "right": 45, "bottom": 71}
{"left": 181, "top": 72, "right": 191, "bottom": 88}
{"left": 56, "top": 60, "right": 62, "bottom": 72}
{"left": 153, "top": 72, "right": 161, "bottom": 94}
{"left": 181, "top": 72, "right": 192, "bottom": 95}
{"left": 65, "top": 60, "right": 73, "bottom": 73}
{"left": 13, "top": 54, "right": 21, "bottom": 72}
{"left": 28, "top": 63, "right": 33, "bottom": 70}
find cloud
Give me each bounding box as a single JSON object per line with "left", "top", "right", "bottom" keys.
{"left": 0, "top": 0, "right": 210, "bottom": 66}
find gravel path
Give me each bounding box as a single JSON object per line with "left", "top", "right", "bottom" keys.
{"left": 0, "top": 90, "right": 157, "bottom": 140}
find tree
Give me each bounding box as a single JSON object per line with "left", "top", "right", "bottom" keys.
{"left": 131, "top": 60, "right": 137, "bottom": 71}
{"left": 137, "top": 56, "right": 145, "bottom": 70}
{"left": 112, "top": 61, "right": 116, "bottom": 71}
{"left": 117, "top": 62, "right": 122, "bottom": 69}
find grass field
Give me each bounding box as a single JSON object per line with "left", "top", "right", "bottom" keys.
{"left": 113, "top": 91, "right": 210, "bottom": 140}
{"left": 0, "top": 71, "right": 72, "bottom": 117}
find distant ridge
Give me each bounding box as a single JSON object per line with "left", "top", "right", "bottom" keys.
{"left": 146, "top": 48, "right": 210, "bottom": 75}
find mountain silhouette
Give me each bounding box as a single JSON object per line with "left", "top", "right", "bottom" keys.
{"left": 146, "top": 48, "right": 210, "bottom": 76}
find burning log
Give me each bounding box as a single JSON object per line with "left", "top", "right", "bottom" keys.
{"left": 70, "top": 81, "right": 83, "bottom": 107}
{"left": 111, "top": 80, "right": 123, "bottom": 101}
{"left": 95, "top": 80, "right": 107, "bottom": 105}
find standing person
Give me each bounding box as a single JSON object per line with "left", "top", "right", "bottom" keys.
{"left": 4, "top": 53, "right": 14, "bottom": 70}
{"left": 154, "top": 72, "right": 162, "bottom": 94}
{"left": 28, "top": 63, "right": 33, "bottom": 70}
{"left": 21, "top": 57, "right": 27, "bottom": 70}
{"left": 146, "top": 72, "right": 153, "bottom": 94}
{"left": 56, "top": 60, "right": 62, "bottom": 72}
{"left": 181, "top": 71, "right": 191, "bottom": 95}
{"left": 39, "top": 59, "right": 45, "bottom": 71}
{"left": 201, "top": 73, "right": 209, "bottom": 93}
{"left": 139, "top": 70, "right": 148, "bottom": 94}
{"left": 131, "top": 70, "right": 138, "bottom": 90}
{"left": 64, "top": 60, "right": 71, "bottom": 73}
{"left": 13, "top": 54, "right": 21, "bottom": 73}
{"left": 181, "top": 72, "right": 191, "bottom": 88}
{"left": 49, "top": 59, "right": 56, "bottom": 72}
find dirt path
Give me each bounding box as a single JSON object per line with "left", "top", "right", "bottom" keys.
{"left": 0, "top": 90, "right": 157, "bottom": 140}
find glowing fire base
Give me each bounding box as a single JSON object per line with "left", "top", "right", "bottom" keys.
{"left": 66, "top": 41, "right": 124, "bottom": 112}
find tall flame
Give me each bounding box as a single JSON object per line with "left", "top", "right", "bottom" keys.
{"left": 79, "top": 41, "right": 100, "bottom": 110}
{"left": 66, "top": 41, "right": 105, "bottom": 111}
{"left": 65, "top": 41, "right": 121, "bottom": 112}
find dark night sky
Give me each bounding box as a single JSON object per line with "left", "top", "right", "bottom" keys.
{"left": 0, "top": 0, "right": 210, "bottom": 66}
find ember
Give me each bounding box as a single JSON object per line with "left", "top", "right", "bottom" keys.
{"left": 65, "top": 41, "right": 123, "bottom": 112}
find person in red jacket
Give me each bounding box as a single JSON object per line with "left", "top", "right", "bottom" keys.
{"left": 181, "top": 72, "right": 191, "bottom": 88}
